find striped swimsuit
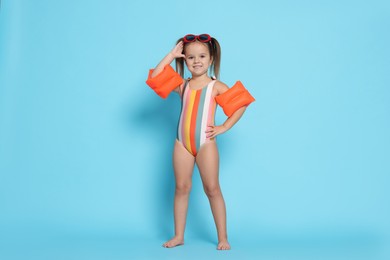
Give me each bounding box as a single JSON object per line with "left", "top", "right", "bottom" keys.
{"left": 177, "top": 80, "right": 217, "bottom": 156}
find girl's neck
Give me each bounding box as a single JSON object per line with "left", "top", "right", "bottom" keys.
{"left": 190, "top": 73, "right": 210, "bottom": 82}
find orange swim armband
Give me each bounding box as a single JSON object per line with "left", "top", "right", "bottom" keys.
{"left": 215, "top": 81, "right": 255, "bottom": 117}
{"left": 146, "top": 65, "right": 183, "bottom": 99}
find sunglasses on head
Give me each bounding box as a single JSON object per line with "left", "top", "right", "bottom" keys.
{"left": 183, "top": 34, "right": 212, "bottom": 43}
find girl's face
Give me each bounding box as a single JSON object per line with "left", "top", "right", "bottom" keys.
{"left": 184, "top": 42, "right": 213, "bottom": 78}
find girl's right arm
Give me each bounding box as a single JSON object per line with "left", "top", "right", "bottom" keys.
{"left": 151, "top": 41, "right": 185, "bottom": 78}
{"left": 146, "top": 41, "right": 185, "bottom": 98}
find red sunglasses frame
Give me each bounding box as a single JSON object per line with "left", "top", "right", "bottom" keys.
{"left": 183, "top": 34, "right": 212, "bottom": 43}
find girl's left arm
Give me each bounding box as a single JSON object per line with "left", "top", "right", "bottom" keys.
{"left": 206, "top": 81, "right": 248, "bottom": 139}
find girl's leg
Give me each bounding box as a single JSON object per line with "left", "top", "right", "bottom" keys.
{"left": 196, "top": 141, "right": 231, "bottom": 250}
{"left": 163, "top": 140, "right": 195, "bottom": 248}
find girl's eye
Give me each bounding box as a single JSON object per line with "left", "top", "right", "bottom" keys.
{"left": 188, "top": 57, "right": 193, "bottom": 59}
{"left": 201, "top": 55, "right": 205, "bottom": 58}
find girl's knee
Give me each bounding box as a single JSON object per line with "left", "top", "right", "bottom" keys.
{"left": 203, "top": 185, "right": 221, "bottom": 198}
{"left": 175, "top": 182, "right": 192, "bottom": 195}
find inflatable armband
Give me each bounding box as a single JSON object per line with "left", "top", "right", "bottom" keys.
{"left": 146, "top": 65, "right": 183, "bottom": 98}
{"left": 215, "top": 81, "right": 255, "bottom": 117}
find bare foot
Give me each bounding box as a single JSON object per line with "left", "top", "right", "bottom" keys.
{"left": 162, "top": 236, "right": 184, "bottom": 248}
{"left": 217, "top": 240, "right": 231, "bottom": 250}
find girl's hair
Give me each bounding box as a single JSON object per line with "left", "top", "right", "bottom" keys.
{"left": 175, "top": 36, "right": 221, "bottom": 79}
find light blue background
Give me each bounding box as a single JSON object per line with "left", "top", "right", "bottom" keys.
{"left": 1, "top": 0, "right": 389, "bottom": 259}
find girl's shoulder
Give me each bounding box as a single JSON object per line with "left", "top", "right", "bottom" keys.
{"left": 213, "top": 80, "right": 229, "bottom": 95}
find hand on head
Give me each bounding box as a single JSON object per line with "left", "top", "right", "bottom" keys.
{"left": 170, "top": 41, "right": 186, "bottom": 59}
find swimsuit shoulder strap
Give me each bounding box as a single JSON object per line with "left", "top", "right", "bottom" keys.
{"left": 208, "top": 79, "right": 217, "bottom": 89}
{"left": 180, "top": 79, "right": 190, "bottom": 98}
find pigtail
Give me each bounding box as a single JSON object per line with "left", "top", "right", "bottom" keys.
{"left": 175, "top": 38, "right": 185, "bottom": 78}
{"left": 210, "top": 37, "right": 221, "bottom": 79}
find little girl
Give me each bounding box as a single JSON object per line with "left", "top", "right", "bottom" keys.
{"left": 146, "top": 34, "right": 254, "bottom": 250}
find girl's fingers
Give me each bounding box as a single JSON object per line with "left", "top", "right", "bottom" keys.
{"left": 206, "top": 125, "right": 220, "bottom": 138}
{"left": 206, "top": 131, "right": 216, "bottom": 138}
{"left": 205, "top": 126, "right": 214, "bottom": 133}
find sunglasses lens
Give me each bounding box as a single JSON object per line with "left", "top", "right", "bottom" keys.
{"left": 199, "top": 34, "right": 210, "bottom": 42}
{"left": 184, "top": 35, "right": 195, "bottom": 42}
